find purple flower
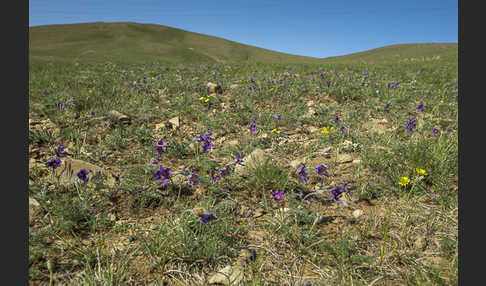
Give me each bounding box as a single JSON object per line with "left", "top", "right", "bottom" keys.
{"left": 329, "top": 185, "right": 343, "bottom": 203}
{"left": 210, "top": 169, "right": 220, "bottom": 182}
{"left": 235, "top": 152, "right": 244, "bottom": 166}
{"left": 452, "top": 83, "right": 457, "bottom": 89}
{"left": 188, "top": 172, "right": 199, "bottom": 186}
{"left": 416, "top": 103, "right": 425, "bottom": 112}
{"left": 297, "top": 164, "right": 310, "bottom": 184}
{"left": 249, "top": 87, "right": 255, "bottom": 92}
{"left": 433, "top": 128, "right": 440, "bottom": 135}
{"left": 61, "top": 103, "right": 67, "bottom": 110}
{"left": 155, "top": 140, "right": 166, "bottom": 157}
{"left": 334, "top": 116, "right": 341, "bottom": 124}
{"left": 46, "top": 158, "right": 61, "bottom": 169}
{"left": 70, "top": 97, "right": 76, "bottom": 106}
{"left": 196, "top": 132, "right": 214, "bottom": 153}
{"left": 384, "top": 103, "right": 391, "bottom": 110}
{"left": 340, "top": 126, "right": 347, "bottom": 132}
{"left": 76, "top": 169, "right": 89, "bottom": 182}
{"left": 250, "top": 77, "right": 254, "bottom": 83}
{"left": 320, "top": 73, "right": 324, "bottom": 78}
{"left": 199, "top": 212, "right": 216, "bottom": 225}
{"left": 54, "top": 145, "right": 68, "bottom": 158}
{"left": 407, "top": 118, "right": 417, "bottom": 132}
{"left": 272, "top": 189, "right": 284, "bottom": 203}
{"left": 248, "top": 117, "right": 258, "bottom": 134}
{"left": 314, "top": 164, "right": 329, "bottom": 178}
{"left": 154, "top": 165, "right": 172, "bottom": 185}
{"left": 274, "top": 114, "right": 281, "bottom": 120}
{"left": 326, "top": 81, "right": 331, "bottom": 88}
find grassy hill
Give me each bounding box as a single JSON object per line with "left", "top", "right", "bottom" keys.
{"left": 29, "top": 22, "right": 457, "bottom": 65}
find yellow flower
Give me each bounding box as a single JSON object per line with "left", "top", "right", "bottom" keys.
{"left": 398, "top": 176, "right": 411, "bottom": 186}
{"left": 88, "top": 89, "right": 93, "bottom": 94}
{"left": 330, "top": 126, "right": 335, "bottom": 131}
{"left": 320, "top": 127, "right": 329, "bottom": 134}
{"left": 268, "top": 88, "right": 275, "bottom": 92}
{"left": 271, "top": 128, "right": 280, "bottom": 134}
{"left": 205, "top": 98, "right": 210, "bottom": 103}
{"left": 199, "top": 96, "right": 204, "bottom": 101}
{"left": 133, "top": 100, "right": 136, "bottom": 103}
{"left": 416, "top": 168, "right": 427, "bottom": 176}
{"left": 440, "top": 99, "right": 444, "bottom": 103}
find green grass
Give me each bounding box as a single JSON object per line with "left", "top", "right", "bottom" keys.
{"left": 29, "top": 37, "right": 457, "bottom": 285}
{"left": 30, "top": 22, "right": 457, "bottom": 65}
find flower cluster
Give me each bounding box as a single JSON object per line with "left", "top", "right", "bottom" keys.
{"left": 196, "top": 131, "right": 215, "bottom": 153}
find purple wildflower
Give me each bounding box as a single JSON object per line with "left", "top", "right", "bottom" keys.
{"left": 188, "top": 172, "right": 199, "bottom": 186}
{"left": 340, "top": 126, "right": 347, "bottom": 132}
{"left": 210, "top": 169, "right": 220, "bottom": 182}
{"left": 334, "top": 116, "right": 341, "bottom": 124}
{"left": 230, "top": 102, "right": 238, "bottom": 111}
{"left": 272, "top": 189, "right": 284, "bottom": 203}
{"left": 61, "top": 103, "right": 67, "bottom": 110}
{"left": 70, "top": 98, "right": 76, "bottom": 106}
{"left": 248, "top": 117, "right": 258, "bottom": 135}
{"left": 196, "top": 132, "right": 214, "bottom": 153}
{"left": 452, "top": 83, "right": 457, "bottom": 89}
{"left": 297, "top": 164, "right": 310, "bottom": 184}
{"left": 154, "top": 165, "right": 172, "bottom": 185}
{"left": 274, "top": 114, "right": 281, "bottom": 120}
{"left": 54, "top": 145, "right": 68, "bottom": 158}
{"left": 46, "top": 158, "right": 61, "bottom": 169}
{"left": 235, "top": 152, "right": 244, "bottom": 166}
{"left": 314, "top": 164, "right": 329, "bottom": 178}
{"left": 155, "top": 140, "right": 166, "bottom": 157}
{"left": 433, "top": 128, "right": 440, "bottom": 135}
{"left": 384, "top": 103, "right": 391, "bottom": 110}
{"left": 407, "top": 118, "right": 417, "bottom": 132}
{"left": 326, "top": 81, "right": 331, "bottom": 88}
{"left": 76, "top": 169, "right": 89, "bottom": 182}
{"left": 416, "top": 103, "right": 425, "bottom": 112}
{"left": 199, "top": 212, "right": 216, "bottom": 225}
{"left": 249, "top": 87, "right": 255, "bottom": 92}
{"left": 329, "top": 185, "right": 344, "bottom": 203}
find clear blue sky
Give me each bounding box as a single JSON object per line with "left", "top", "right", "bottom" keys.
{"left": 29, "top": 0, "right": 458, "bottom": 58}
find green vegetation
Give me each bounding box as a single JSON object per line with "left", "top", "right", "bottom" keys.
{"left": 29, "top": 23, "right": 458, "bottom": 285}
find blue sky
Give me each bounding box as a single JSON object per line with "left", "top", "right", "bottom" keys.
{"left": 29, "top": 0, "right": 458, "bottom": 58}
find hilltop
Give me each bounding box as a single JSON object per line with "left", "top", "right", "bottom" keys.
{"left": 29, "top": 22, "right": 457, "bottom": 65}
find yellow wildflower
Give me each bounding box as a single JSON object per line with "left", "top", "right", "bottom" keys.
{"left": 205, "top": 98, "right": 210, "bottom": 103}
{"left": 330, "top": 126, "right": 335, "bottom": 131}
{"left": 416, "top": 168, "right": 427, "bottom": 176}
{"left": 199, "top": 96, "right": 204, "bottom": 101}
{"left": 398, "top": 176, "right": 411, "bottom": 186}
{"left": 440, "top": 99, "right": 444, "bottom": 103}
{"left": 271, "top": 128, "right": 280, "bottom": 134}
{"left": 88, "top": 89, "right": 93, "bottom": 94}
{"left": 320, "top": 127, "right": 329, "bottom": 134}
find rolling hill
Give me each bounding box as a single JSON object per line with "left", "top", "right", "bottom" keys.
{"left": 29, "top": 22, "right": 457, "bottom": 65}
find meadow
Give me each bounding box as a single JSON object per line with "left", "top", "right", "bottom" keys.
{"left": 29, "top": 50, "right": 458, "bottom": 285}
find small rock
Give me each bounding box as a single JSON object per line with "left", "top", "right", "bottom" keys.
{"left": 234, "top": 148, "right": 269, "bottom": 176}
{"left": 108, "top": 110, "right": 131, "bottom": 125}
{"left": 352, "top": 209, "right": 364, "bottom": 218}
{"left": 230, "top": 84, "right": 239, "bottom": 89}
{"left": 208, "top": 265, "right": 243, "bottom": 285}
{"left": 168, "top": 117, "right": 180, "bottom": 130}
{"left": 207, "top": 82, "right": 223, "bottom": 94}
{"left": 53, "top": 158, "right": 116, "bottom": 187}
{"left": 352, "top": 159, "right": 361, "bottom": 165}
{"left": 337, "top": 154, "right": 353, "bottom": 164}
